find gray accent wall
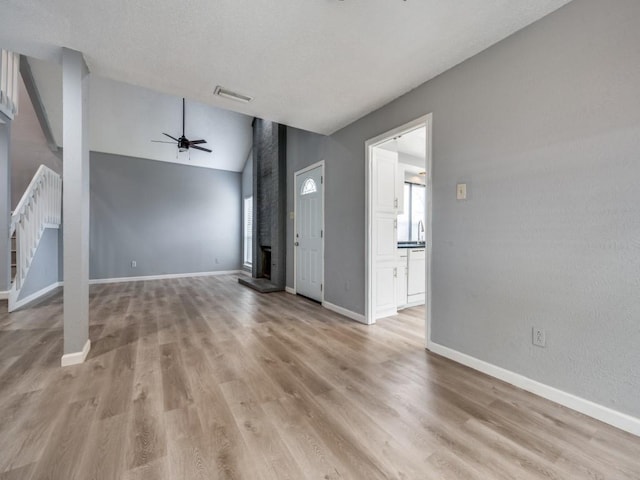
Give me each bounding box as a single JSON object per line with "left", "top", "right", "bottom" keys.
{"left": 90, "top": 152, "right": 242, "bottom": 279}
{"left": 286, "top": 0, "right": 640, "bottom": 417}
{"left": 0, "top": 113, "right": 11, "bottom": 292}
{"left": 18, "top": 227, "right": 59, "bottom": 300}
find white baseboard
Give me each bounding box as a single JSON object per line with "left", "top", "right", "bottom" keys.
{"left": 89, "top": 270, "right": 243, "bottom": 285}
{"left": 285, "top": 286, "right": 296, "bottom": 295}
{"left": 322, "top": 300, "right": 367, "bottom": 324}
{"left": 9, "top": 281, "right": 62, "bottom": 312}
{"left": 5, "top": 271, "right": 243, "bottom": 310}
{"left": 61, "top": 339, "right": 91, "bottom": 367}
{"left": 427, "top": 340, "right": 640, "bottom": 437}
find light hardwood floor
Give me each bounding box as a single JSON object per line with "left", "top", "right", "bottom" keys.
{"left": 0, "top": 274, "right": 639, "bottom": 479}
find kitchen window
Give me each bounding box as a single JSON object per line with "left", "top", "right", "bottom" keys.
{"left": 397, "top": 182, "right": 426, "bottom": 243}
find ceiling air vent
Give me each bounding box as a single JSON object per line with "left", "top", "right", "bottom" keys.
{"left": 213, "top": 86, "right": 253, "bottom": 103}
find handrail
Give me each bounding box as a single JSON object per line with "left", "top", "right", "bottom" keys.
{"left": 10, "top": 165, "right": 57, "bottom": 235}
{"left": 9, "top": 165, "right": 62, "bottom": 307}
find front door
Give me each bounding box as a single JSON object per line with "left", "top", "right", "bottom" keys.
{"left": 295, "top": 165, "right": 323, "bottom": 301}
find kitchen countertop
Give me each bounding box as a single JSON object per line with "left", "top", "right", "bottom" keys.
{"left": 397, "top": 242, "right": 426, "bottom": 249}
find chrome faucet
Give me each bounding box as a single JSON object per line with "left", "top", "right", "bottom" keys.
{"left": 417, "top": 219, "right": 425, "bottom": 242}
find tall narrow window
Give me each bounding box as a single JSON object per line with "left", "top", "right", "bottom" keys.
{"left": 244, "top": 196, "right": 253, "bottom": 266}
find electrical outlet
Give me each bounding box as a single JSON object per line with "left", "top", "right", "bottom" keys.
{"left": 532, "top": 327, "right": 546, "bottom": 347}
{"left": 131, "top": 260, "right": 137, "bottom": 268}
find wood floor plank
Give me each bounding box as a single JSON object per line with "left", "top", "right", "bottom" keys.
{"left": 159, "top": 342, "right": 193, "bottom": 411}
{"left": 0, "top": 274, "right": 637, "bottom": 479}
{"left": 219, "top": 379, "right": 306, "bottom": 480}
{"left": 28, "top": 396, "right": 98, "bottom": 480}
{"left": 75, "top": 412, "right": 129, "bottom": 480}
{"left": 126, "top": 322, "right": 167, "bottom": 470}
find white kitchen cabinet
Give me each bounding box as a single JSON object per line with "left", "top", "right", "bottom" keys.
{"left": 373, "top": 149, "right": 399, "bottom": 319}
{"left": 407, "top": 248, "right": 426, "bottom": 305}
{"left": 396, "top": 249, "right": 408, "bottom": 309}
{"left": 396, "top": 164, "right": 405, "bottom": 214}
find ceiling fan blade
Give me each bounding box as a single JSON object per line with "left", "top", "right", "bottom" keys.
{"left": 163, "top": 133, "right": 179, "bottom": 142}
{"left": 188, "top": 139, "right": 207, "bottom": 145}
{"left": 191, "top": 145, "right": 212, "bottom": 153}
{"left": 151, "top": 140, "right": 177, "bottom": 144}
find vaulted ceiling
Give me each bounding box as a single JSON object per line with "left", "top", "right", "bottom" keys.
{"left": 1, "top": 0, "right": 571, "bottom": 135}
{"left": 27, "top": 58, "right": 253, "bottom": 172}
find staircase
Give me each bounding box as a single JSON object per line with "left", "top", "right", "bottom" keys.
{"left": 10, "top": 231, "right": 16, "bottom": 281}
{"left": 8, "top": 165, "right": 62, "bottom": 312}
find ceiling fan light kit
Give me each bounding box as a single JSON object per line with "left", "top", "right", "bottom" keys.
{"left": 151, "top": 98, "right": 212, "bottom": 156}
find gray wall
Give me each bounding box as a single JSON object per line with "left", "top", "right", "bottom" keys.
{"left": 18, "top": 227, "right": 59, "bottom": 300}
{"left": 242, "top": 148, "right": 253, "bottom": 201}
{"left": 0, "top": 113, "right": 10, "bottom": 292}
{"left": 90, "top": 152, "right": 242, "bottom": 279}
{"left": 286, "top": 127, "right": 330, "bottom": 291}
{"left": 11, "top": 75, "right": 62, "bottom": 208}
{"left": 286, "top": 0, "right": 640, "bottom": 417}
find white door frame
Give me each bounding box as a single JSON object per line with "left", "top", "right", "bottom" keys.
{"left": 365, "top": 114, "right": 433, "bottom": 347}
{"left": 293, "top": 160, "right": 325, "bottom": 302}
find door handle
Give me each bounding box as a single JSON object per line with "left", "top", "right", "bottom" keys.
{"left": 295, "top": 242, "right": 299, "bottom": 246}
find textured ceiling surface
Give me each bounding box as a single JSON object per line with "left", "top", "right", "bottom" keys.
{"left": 1, "top": 0, "right": 570, "bottom": 134}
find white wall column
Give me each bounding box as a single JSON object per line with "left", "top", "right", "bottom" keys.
{"left": 61, "top": 48, "right": 90, "bottom": 366}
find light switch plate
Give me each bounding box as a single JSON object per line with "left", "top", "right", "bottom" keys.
{"left": 456, "top": 183, "right": 467, "bottom": 200}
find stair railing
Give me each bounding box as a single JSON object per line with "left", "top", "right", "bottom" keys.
{"left": 9, "top": 165, "right": 62, "bottom": 308}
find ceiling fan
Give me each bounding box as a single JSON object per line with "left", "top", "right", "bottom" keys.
{"left": 152, "top": 98, "right": 212, "bottom": 154}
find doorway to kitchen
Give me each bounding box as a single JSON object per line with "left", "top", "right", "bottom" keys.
{"left": 365, "top": 115, "right": 432, "bottom": 345}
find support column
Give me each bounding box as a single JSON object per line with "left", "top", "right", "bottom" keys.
{"left": 0, "top": 114, "right": 10, "bottom": 294}
{"left": 61, "top": 48, "right": 90, "bottom": 366}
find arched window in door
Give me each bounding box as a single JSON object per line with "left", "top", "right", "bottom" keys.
{"left": 301, "top": 178, "right": 317, "bottom": 195}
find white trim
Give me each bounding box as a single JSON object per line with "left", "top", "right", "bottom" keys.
{"left": 365, "top": 114, "right": 433, "bottom": 331}
{"left": 61, "top": 339, "right": 91, "bottom": 367}
{"left": 322, "top": 300, "right": 367, "bottom": 324}
{"left": 285, "top": 286, "right": 296, "bottom": 295}
{"left": 5, "top": 271, "right": 246, "bottom": 310}
{"left": 9, "top": 281, "right": 62, "bottom": 311}
{"left": 0, "top": 103, "right": 13, "bottom": 120}
{"left": 89, "top": 270, "right": 243, "bottom": 285}
{"left": 427, "top": 341, "right": 640, "bottom": 437}
{"left": 293, "top": 160, "right": 325, "bottom": 303}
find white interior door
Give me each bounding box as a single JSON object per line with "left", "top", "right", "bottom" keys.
{"left": 372, "top": 148, "right": 398, "bottom": 319}
{"left": 295, "top": 165, "right": 324, "bottom": 301}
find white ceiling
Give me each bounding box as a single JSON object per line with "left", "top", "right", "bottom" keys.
{"left": 1, "top": 0, "right": 571, "bottom": 135}
{"left": 28, "top": 58, "right": 253, "bottom": 171}
{"left": 379, "top": 126, "right": 427, "bottom": 161}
